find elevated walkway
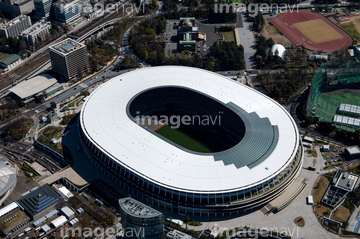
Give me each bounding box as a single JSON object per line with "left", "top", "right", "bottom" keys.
{"left": 261, "top": 177, "right": 307, "bottom": 214}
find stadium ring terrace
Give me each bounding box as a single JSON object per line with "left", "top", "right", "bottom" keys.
{"left": 79, "top": 66, "right": 303, "bottom": 216}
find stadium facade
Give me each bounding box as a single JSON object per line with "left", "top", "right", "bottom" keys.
{"left": 307, "top": 59, "right": 360, "bottom": 131}
{"left": 79, "top": 66, "right": 303, "bottom": 216}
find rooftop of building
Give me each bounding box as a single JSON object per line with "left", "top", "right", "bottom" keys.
{"left": 16, "top": 184, "right": 61, "bottom": 217}
{"left": 9, "top": 73, "right": 57, "bottom": 99}
{"left": 21, "top": 20, "right": 51, "bottom": 35}
{"left": 346, "top": 145, "right": 360, "bottom": 155}
{"left": 167, "top": 229, "right": 192, "bottom": 239}
{"left": 335, "top": 171, "right": 359, "bottom": 191}
{"left": 49, "top": 38, "right": 84, "bottom": 55}
{"left": 0, "top": 15, "right": 30, "bottom": 30}
{"left": 53, "top": 0, "right": 82, "bottom": 6}
{"left": 0, "top": 54, "right": 21, "bottom": 66}
{"left": 119, "top": 197, "right": 162, "bottom": 218}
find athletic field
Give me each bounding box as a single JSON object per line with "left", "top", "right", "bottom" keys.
{"left": 269, "top": 10, "right": 352, "bottom": 52}
{"left": 155, "top": 125, "right": 212, "bottom": 153}
{"left": 293, "top": 19, "right": 344, "bottom": 44}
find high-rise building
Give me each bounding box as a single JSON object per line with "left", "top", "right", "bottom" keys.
{"left": 53, "top": 0, "right": 83, "bottom": 25}
{"left": 49, "top": 38, "right": 89, "bottom": 79}
{"left": 0, "top": 0, "right": 34, "bottom": 16}
{"left": 33, "top": 0, "right": 53, "bottom": 19}
{"left": 119, "top": 197, "right": 163, "bottom": 239}
{"left": 0, "top": 15, "right": 31, "bottom": 38}
{"left": 20, "top": 19, "right": 51, "bottom": 47}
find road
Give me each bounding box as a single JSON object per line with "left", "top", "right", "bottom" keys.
{"left": 236, "top": 13, "right": 257, "bottom": 70}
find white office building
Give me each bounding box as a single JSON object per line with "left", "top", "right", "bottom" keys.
{"left": 20, "top": 19, "right": 51, "bottom": 47}
{"left": 0, "top": 15, "right": 31, "bottom": 38}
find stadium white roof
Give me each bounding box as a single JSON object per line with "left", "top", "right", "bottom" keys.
{"left": 0, "top": 161, "right": 17, "bottom": 199}
{"left": 81, "top": 66, "right": 299, "bottom": 193}
{"left": 9, "top": 74, "right": 57, "bottom": 99}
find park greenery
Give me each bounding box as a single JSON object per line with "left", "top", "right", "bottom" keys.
{"left": 162, "top": 0, "right": 236, "bottom": 23}
{"left": 259, "top": 70, "right": 313, "bottom": 104}
{"left": 251, "top": 12, "right": 265, "bottom": 33}
{"left": 86, "top": 40, "right": 117, "bottom": 71}
{"left": 113, "top": 54, "right": 140, "bottom": 71}
{"left": 5, "top": 117, "right": 32, "bottom": 141}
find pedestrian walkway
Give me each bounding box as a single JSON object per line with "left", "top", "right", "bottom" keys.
{"left": 236, "top": 13, "right": 256, "bottom": 69}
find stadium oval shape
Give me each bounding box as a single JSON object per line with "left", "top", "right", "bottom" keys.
{"left": 80, "top": 66, "right": 303, "bottom": 216}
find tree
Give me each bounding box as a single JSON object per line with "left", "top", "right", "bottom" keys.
{"left": 77, "top": 68, "right": 83, "bottom": 80}
{"left": 50, "top": 102, "right": 56, "bottom": 109}
{"left": 19, "top": 40, "right": 28, "bottom": 51}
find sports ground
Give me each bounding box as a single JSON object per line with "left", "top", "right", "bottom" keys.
{"left": 313, "top": 88, "right": 360, "bottom": 130}
{"left": 269, "top": 10, "right": 353, "bottom": 52}
{"left": 155, "top": 125, "right": 212, "bottom": 153}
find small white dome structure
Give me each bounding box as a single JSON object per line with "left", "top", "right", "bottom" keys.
{"left": 270, "top": 44, "right": 286, "bottom": 59}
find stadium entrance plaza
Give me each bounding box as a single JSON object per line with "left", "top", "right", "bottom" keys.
{"left": 49, "top": 117, "right": 343, "bottom": 239}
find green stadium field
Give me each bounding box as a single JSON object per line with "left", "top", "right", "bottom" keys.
{"left": 155, "top": 125, "right": 212, "bottom": 153}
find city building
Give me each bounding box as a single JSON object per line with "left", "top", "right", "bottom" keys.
{"left": 0, "top": 15, "right": 31, "bottom": 38}
{"left": 322, "top": 171, "right": 360, "bottom": 207}
{"left": 50, "top": 215, "right": 67, "bottom": 228}
{"left": 321, "top": 145, "right": 330, "bottom": 152}
{"left": 119, "top": 197, "right": 163, "bottom": 239}
{"left": 60, "top": 206, "right": 75, "bottom": 220}
{"left": 54, "top": 185, "right": 74, "bottom": 199}
{"left": 32, "top": 209, "right": 59, "bottom": 227}
{"left": 33, "top": 0, "right": 53, "bottom": 19}
{"left": 9, "top": 74, "right": 59, "bottom": 103}
{"left": 0, "top": 202, "right": 30, "bottom": 236}
{"left": 177, "top": 17, "right": 199, "bottom": 52}
{"left": 80, "top": 66, "right": 303, "bottom": 216}
{"left": 166, "top": 229, "right": 192, "bottom": 239}
{"left": 53, "top": 0, "right": 83, "bottom": 25}
{"left": 345, "top": 145, "right": 360, "bottom": 160}
{"left": 0, "top": 0, "right": 34, "bottom": 16}
{"left": 49, "top": 38, "right": 89, "bottom": 80}
{"left": 17, "top": 184, "right": 61, "bottom": 220}
{"left": 0, "top": 54, "right": 21, "bottom": 73}
{"left": 20, "top": 19, "right": 52, "bottom": 48}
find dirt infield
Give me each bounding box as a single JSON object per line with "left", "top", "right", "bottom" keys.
{"left": 269, "top": 10, "right": 353, "bottom": 52}
{"left": 293, "top": 19, "right": 344, "bottom": 43}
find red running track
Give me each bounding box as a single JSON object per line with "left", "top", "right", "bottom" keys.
{"left": 268, "top": 10, "right": 353, "bottom": 52}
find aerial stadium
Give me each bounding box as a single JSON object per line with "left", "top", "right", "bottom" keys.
{"left": 79, "top": 66, "right": 303, "bottom": 216}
